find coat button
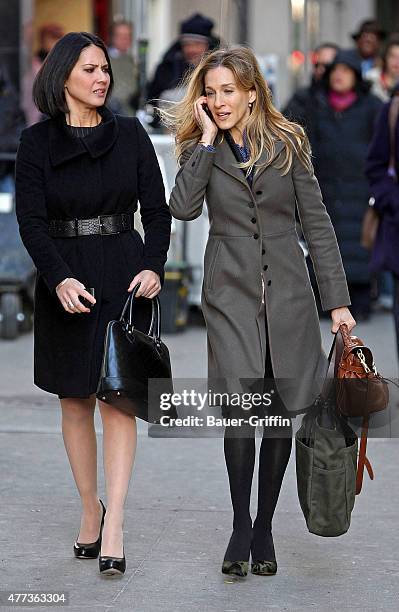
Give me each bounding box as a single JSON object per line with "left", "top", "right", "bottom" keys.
{"left": 267, "top": 280, "right": 271, "bottom": 286}
{"left": 256, "top": 190, "right": 263, "bottom": 195}
{"left": 262, "top": 249, "right": 265, "bottom": 255}
{"left": 248, "top": 202, "right": 255, "bottom": 208}
{"left": 253, "top": 233, "right": 259, "bottom": 239}
{"left": 251, "top": 217, "right": 256, "bottom": 223}
{"left": 263, "top": 264, "right": 268, "bottom": 270}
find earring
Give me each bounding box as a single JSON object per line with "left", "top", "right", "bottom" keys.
{"left": 249, "top": 101, "right": 254, "bottom": 109}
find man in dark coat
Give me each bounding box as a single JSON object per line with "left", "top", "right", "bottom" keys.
{"left": 147, "top": 13, "right": 219, "bottom": 127}
{"left": 366, "top": 83, "right": 399, "bottom": 359}
{"left": 346, "top": 19, "right": 386, "bottom": 78}
{"left": 284, "top": 49, "right": 383, "bottom": 319}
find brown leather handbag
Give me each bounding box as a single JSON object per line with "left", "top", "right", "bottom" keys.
{"left": 335, "top": 324, "right": 389, "bottom": 494}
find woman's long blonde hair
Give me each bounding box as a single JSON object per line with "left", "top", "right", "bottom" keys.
{"left": 159, "top": 46, "right": 312, "bottom": 175}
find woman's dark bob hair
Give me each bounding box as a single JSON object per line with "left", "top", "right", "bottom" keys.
{"left": 33, "top": 31, "right": 114, "bottom": 117}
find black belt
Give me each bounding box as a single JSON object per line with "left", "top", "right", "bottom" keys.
{"left": 49, "top": 213, "right": 133, "bottom": 237}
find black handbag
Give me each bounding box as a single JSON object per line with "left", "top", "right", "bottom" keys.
{"left": 96, "top": 284, "right": 176, "bottom": 423}
{"left": 295, "top": 337, "right": 358, "bottom": 537}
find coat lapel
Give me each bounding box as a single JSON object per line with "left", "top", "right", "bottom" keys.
{"left": 49, "top": 105, "right": 119, "bottom": 167}
{"left": 213, "top": 136, "right": 286, "bottom": 190}
{"left": 251, "top": 139, "right": 285, "bottom": 187}
{"left": 213, "top": 136, "right": 249, "bottom": 189}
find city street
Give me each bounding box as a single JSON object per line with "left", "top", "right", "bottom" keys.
{"left": 1, "top": 1, "right": 399, "bottom": 611}
{"left": 0, "top": 312, "right": 398, "bottom": 611}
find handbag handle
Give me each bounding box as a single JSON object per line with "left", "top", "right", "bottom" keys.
{"left": 119, "top": 283, "right": 161, "bottom": 340}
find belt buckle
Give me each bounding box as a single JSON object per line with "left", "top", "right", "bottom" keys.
{"left": 74, "top": 218, "right": 79, "bottom": 236}
{"left": 98, "top": 215, "right": 107, "bottom": 235}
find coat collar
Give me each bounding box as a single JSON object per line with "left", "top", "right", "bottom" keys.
{"left": 213, "top": 134, "right": 286, "bottom": 191}
{"left": 49, "top": 105, "right": 119, "bottom": 167}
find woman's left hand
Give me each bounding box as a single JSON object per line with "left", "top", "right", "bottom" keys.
{"left": 330, "top": 306, "right": 356, "bottom": 334}
{"left": 128, "top": 269, "right": 161, "bottom": 298}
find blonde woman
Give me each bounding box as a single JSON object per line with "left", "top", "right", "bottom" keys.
{"left": 165, "top": 47, "right": 355, "bottom": 578}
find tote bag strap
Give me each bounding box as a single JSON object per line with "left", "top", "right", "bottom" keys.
{"left": 320, "top": 334, "right": 337, "bottom": 401}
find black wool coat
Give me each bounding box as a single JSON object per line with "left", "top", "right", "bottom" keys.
{"left": 366, "top": 96, "right": 399, "bottom": 277}
{"left": 299, "top": 89, "right": 382, "bottom": 283}
{"left": 15, "top": 106, "right": 171, "bottom": 397}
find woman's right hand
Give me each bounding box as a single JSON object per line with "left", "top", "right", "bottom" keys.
{"left": 55, "top": 278, "right": 96, "bottom": 314}
{"left": 194, "top": 96, "right": 218, "bottom": 144}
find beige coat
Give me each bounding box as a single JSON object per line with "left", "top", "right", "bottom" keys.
{"left": 169, "top": 138, "right": 351, "bottom": 413}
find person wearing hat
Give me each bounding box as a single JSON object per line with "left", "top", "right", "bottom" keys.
{"left": 287, "top": 49, "right": 383, "bottom": 319}
{"left": 147, "top": 13, "right": 220, "bottom": 126}
{"left": 347, "top": 19, "right": 386, "bottom": 78}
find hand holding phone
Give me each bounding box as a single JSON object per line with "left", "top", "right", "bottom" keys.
{"left": 56, "top": 278, "right": 96, "bottom": 314}
{"left": 194, "top": 95, "right": 218, "bottom": 143}
{"left": 79, "top": 287, "right": 95, "bottom": 308}
{"left": 202, "top": 102, "right": 213, "bottom": 120}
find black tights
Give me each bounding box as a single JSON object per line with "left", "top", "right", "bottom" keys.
{"left": 223, "top": 347, "right": 293, "bottom": 562}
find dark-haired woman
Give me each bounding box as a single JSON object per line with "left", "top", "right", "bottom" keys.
{"left": 15, "top": 32, "right": 171, "bottom": 576}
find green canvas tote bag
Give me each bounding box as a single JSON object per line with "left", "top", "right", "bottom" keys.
{"left": 295, "top": 338, "right": 358, "bottom": 537}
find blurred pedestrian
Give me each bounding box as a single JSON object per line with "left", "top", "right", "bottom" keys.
{"left": 368, "top": 35, "right": 399, "bottom": 101}
{"left": 282, "top": 42, "right": 339, "bottom": 127}
{"left": 21, "top": 22, "right": 64, "bottom": 125}
{"left": 346, "top": 19, "right": 386, "bottom": 78}
{"left": 292, "top": 50, "right": 383, "bottom": 319}
{"left": 147, "top": 12, "right": 219, "bottom": 126}
{"left": 366, "top": 84, "right": 399, "bottom": 361}
{"left": 107, "top": 19, "right": 139, "bottom": 115}
{"left": 0, "top": 64, "right": 25, "bottom": 193}
{"left": 35, "top": 22, "right": 65, "bottom": 63}
{"left": 166, "top": 46, "right": 354, "bottom": 578}
{"left": 15, "top": 32, "right": 171, "bottom": 576}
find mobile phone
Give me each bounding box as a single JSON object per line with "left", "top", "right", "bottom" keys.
{"left": 79, "top": 287, "right": 95, "bottom": 308}
{"left": 202, "top": 101, "right": 214, "bottom": 121}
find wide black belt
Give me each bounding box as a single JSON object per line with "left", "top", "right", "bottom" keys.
{"left": 49, "top": 213, "right": 133, "bottom": 237}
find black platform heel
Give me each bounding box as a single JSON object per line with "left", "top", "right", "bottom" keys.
{"left": 99, "top": 546, "right": 126, "bottom": 576}
{"left": 73, "top": 499, "right": 106, "bottom": 559}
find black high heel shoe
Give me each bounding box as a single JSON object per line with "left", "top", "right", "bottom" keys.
{"left": 250, "top": 527, "right": 278, "bottom": 576}
{"left": 99, "top": 546, "right": 126, "bottom": 576}
{"left": 73, "top": 499, "right": 106, "bottom": 559}
{"left": 221, "top": 524, "right": 252, "bottom": 578}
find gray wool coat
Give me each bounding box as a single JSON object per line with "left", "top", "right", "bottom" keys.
{"left": 169, "top": 137, "right": 351, "bottom": 413}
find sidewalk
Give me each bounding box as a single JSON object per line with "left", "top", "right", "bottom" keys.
{"left": 0, "top": 314, "right": 398, "bottom": 611}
